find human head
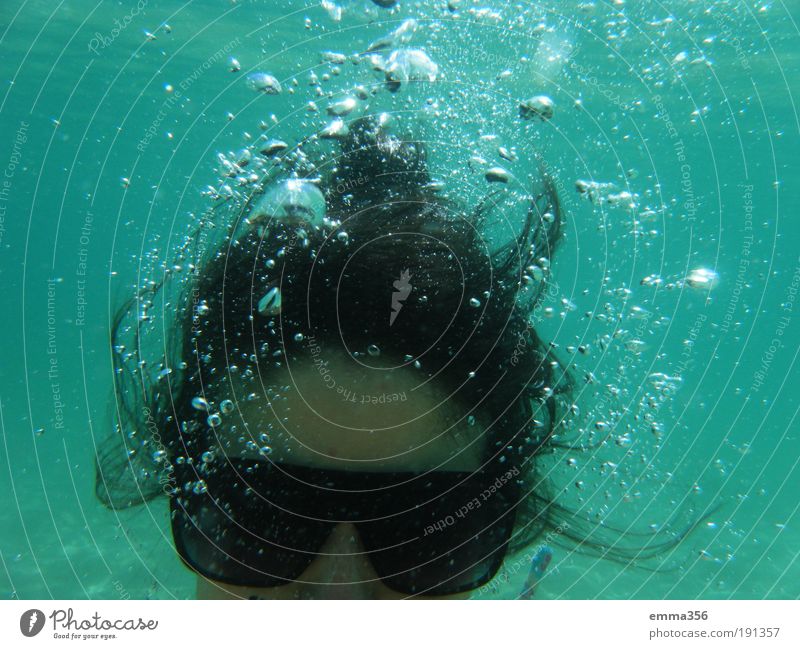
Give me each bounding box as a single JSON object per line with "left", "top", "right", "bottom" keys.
{"left": 97, "top": 115, "right": 568, "bottom": 598}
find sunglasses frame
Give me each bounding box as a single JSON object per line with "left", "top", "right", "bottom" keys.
{"left": 169, "top": 459, "right": 520, "bottom": 596}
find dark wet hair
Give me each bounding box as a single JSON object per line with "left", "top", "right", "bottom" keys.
{"left": 96, "top": 116, "right": 702, "bottom": 566}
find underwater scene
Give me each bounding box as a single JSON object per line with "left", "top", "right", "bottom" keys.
{"left": 0, "top": 0, "right": 798, "bottom": 600}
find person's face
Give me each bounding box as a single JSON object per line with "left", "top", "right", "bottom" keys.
{"left": 196, "top": 351, "right": 486, "bottom": 599}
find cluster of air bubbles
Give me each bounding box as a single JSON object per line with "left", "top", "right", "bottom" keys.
{"left": 575, "top": 179, "right": 636, "bottom": 209}
{"left": 648, "top": 373, "right": 683, "bottom": 396}
{"left": 190, "top": 396, "right": 241, "bottom": 429}
{"left": 321, "top": 0, "right": 396, "bottom": 22}
{"left": 173, "top": 2, "right": 695, "bottom": 523}
{"left": 366, "top": 18, "right": 418, "bottom": 53}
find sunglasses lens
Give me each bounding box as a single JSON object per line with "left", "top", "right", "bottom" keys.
{"left": 360, "top": 475, "right": 517, "bottom": 595}
{"left": 171, "top": 460, "right": 517, "bottom": 594}
{"left": 171, "top": 462, "right": 332, "bottom": 586}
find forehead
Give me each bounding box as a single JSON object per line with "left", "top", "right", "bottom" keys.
{"left": 227, "top": 352, "right": 485, "bottom": 472}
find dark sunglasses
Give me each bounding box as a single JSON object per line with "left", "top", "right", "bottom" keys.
{"left": 169, "top": 457, "right": 520, "bottom": 596}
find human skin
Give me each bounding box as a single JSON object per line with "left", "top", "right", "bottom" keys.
{"left": 194, "top": 351, "right": 484, "bottom": 599}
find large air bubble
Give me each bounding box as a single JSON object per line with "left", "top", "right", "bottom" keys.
{"left": 248, "top": 179, "right": 326, "bottom": 228}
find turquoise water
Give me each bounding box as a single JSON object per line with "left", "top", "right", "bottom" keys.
{"left": 0, "top": 0, "right": 798, "bottom": 599}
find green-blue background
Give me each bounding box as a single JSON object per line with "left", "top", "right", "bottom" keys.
{"left": 0, "top": 0, "right": 797, "bottom": 599}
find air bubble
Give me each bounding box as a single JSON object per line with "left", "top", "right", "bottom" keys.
{"left": 383, "top": 48, "right": 439, "bottom": 90}
{"left": 519, "top": 95, "right": 554, "bottom": 121}
{"left": 249, "top": 179, "right": 326, "bottom": 228}
{"left": 685, "top": 268, "right": 719, "bottom": 290}
{"left": 246, "top": 72, "right": 282, "bottom": 94}
{"left": 191, "top": 397, "right": 209, "bottom": 411}
{"left": 485, "top": 167, "right": 510, "bottom": 183}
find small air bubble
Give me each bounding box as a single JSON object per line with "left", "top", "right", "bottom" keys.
{"left": 191, "top": 397, "right": 209, "bottom": 411}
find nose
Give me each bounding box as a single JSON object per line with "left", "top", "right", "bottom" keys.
{"left": 295, "top": 523, "right": 388, "bottom": 599}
